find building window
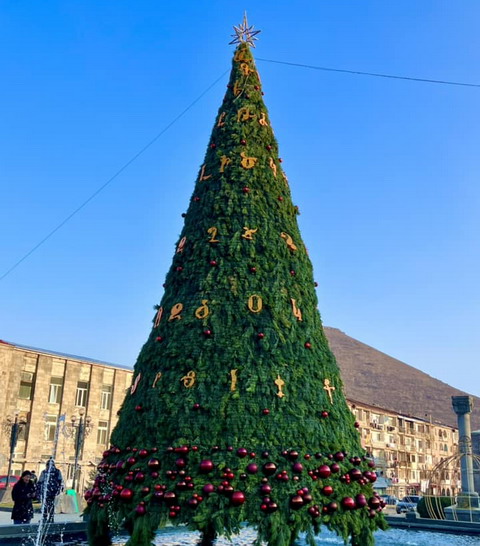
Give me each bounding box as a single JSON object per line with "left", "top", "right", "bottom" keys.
{"left": 100, "top": 385, "right": 113, "bottom": 410}
{"left": 49, "top": 377, "right": 63, "bottom": 404}
{"left": 44, "top": 415, "right": 57, "bottom": 442}
{"left": 19, "top": 372, "right": 35, "bottom": 400}
{"left": 97, "top": 421, "right": 109, "bottom": 445}
{"left": 75, "top": 382, "right": 89, "bottom": 407}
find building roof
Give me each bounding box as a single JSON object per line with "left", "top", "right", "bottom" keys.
{"left": 0, "top": 339, "right": 133, "bottom": 372}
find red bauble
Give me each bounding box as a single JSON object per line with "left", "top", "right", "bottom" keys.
{"left": 278, "top": 196, "right": 283, "bottom": 202}
{"left": 290, "top": 270, "right": 296, "bottom": 276}
{"left": 317, "top": 465, "right": 331, "bottom": 479}
{"left": 188, "top": 497, "right": 199, "bottom": 508}
{"left": 367, "top": 460, "right": 376, "bottom": 468}
{"left": 257, "top": 332, "right": 265, "bottom": 339}
{"left": 192, "top": 403, "right": 201, "bottom": 411}
{"left": 304, "top": 342, "right": 312, "bottom": 349}
{"left": 259, "top": 484, "right": 272, "bottom": 495}
{"left": 321, "top": 411, "right": 329, "bottom": 418}
{"left": 249, "top": 266, "right": 257, "bottom": 273}
{"left": 141, "top": 486, "right": 150, "bottom": 496}
{"left": 290, "top": 495, "right": 304, "bottom": 510}
{"left": 368, "top": 497, "right": 381, "bottom": 510}
{"left": 120, "top": 488, "right": 133, "bottom": 501}
{"left": 322, "top": 485, "right": 334, "bottom": 496}
{"left": 115, "top": 460, "right": 126, "bottom": 472}
{"left": 164, "top": 492, "right": 177, "bottom": 506}
{"left": 147, "top": 458, "right": 160, "bottom": 469}
{"left": 176, "top": 266, "right": 183, "bottom": 272}
{"left": 266, "top": 145, "right": 272, "bottom": 151}
{"left": 355, "top": 494, "right": 367, "bottom": 508}
{"left": 292, "top": 463, "right": 303, "bottom": 474}
{"left": 193, "top": 196, "right": 200, "bottom": 202}
{"left": 138, "top": 449, "right": 148, "bottom": 458}
{"left": 288, "top": 450, "right": 299, "bottom": 460}
{"left": 84, "top": 489, "right": 93, "bottom": 500}
{"left": 327, "top": 502, "right": 338, "bottom": 513}
{"left": 330, "top": 463, "right": 340, "bottom": 473}
{"left": 354, "top": 421, "right": 360, "bottom": 428}
{"left": 175, "top": 458, "right": 186, "bottom": 469}
{"left": 150, "top": 471, "right": 159, "bottom": 479}
{"left": 210, "top": 143, "right": 216, "bottom": 149}
{"left": 134, "top": 405, "right": 142, "bottom": 412}
{"left": 203, "top": 483, "right": 215, "bottom": 495}
{"left": 209, "top": 260, "right": 218, "bottom": 266}
{"left": 334, "top": 451, "right": 345, "bottom": 462}
{"left": 262, "top": 408, "right": 270, "bottom": 415}
{"left": 246, "top": 463, "right": 259, "bottom": 474}
{"left": 262, "top": 462, "right": 277, "bottom": 476}
{"left": 349, "top": 468, "right": 363, "bottom": 482}
{"left": 242, "top": 186, "right": 250, "bottom": 193}
{"left": 266, "top": 502, "right": 278, "bottom": 513}
{"left": 237, "top": 447, "right": 248, "bottom": 458}
{"left": 134, "top": 472, "right": 145, "bottom": 483}
{"left": 203, "top": 329, "right": 212, "bottom": 337}
{"left": 341, "top": 497, "right": 356, "bottom": 510}
{"left": 230, "top": 491, "right": 246, "bottom": 506}
{"left": 126, "top": 457, "right": 136, "bottom": 466}
{"left": 240, "top": 139, "right": 247, "bottom": 145}
{"left": 199, "top": 460, "right": 214, "bottom": 473}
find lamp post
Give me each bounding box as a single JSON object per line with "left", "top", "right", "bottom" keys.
{"left": 64, "top": 410, "right": 92, "bottom": 492}
{"left": 4, "top": 413, "right": 27, "bottom": 489}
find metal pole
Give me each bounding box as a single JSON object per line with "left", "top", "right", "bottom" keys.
{"left": 71, "top": 416, "right": 83, "bottom": 491}
{"left": 5, "top": 416, "right": 19, "bottom": 490}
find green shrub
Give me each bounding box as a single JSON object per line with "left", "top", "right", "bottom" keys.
{"left": 417, "top": 496, "right": 453, "bottom": 519}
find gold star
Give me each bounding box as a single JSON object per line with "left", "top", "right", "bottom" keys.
{"left": 229, "top": 13, "right": 261, "bottom": 48}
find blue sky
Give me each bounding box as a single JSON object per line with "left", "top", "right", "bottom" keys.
{"left": 1, "top": 1, "right": 479, "bottom": 400}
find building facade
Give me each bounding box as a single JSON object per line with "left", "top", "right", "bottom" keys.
{"left": 349, "top": 399, "right": 459, "bottom": 498}
{"left": 0, "top": 339, "right": 461, "bottom": 499}
{"left": 0, "top": 339, "right": 133, "bottom": 494}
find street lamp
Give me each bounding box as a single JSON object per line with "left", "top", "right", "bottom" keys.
{"left": 64, "top": 409, "right": 92, "bottom": 491}
{"left": 3, "top": 413, "right": 27, "bottom": 490}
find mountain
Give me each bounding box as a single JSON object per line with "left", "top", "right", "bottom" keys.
{"left": 324, "top": 327, "right": 480, "bottom": 429}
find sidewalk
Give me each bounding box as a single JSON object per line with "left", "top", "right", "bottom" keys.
{"left": 0, "top": 507, "right": 83, "bottom": 525}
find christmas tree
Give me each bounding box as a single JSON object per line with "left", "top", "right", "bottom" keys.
{"left": 86, "top": 18, "right": 387, "bottom": 546}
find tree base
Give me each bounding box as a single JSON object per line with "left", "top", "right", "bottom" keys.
{"left": 198, "top": 524, "right": 216, "bottom": 545}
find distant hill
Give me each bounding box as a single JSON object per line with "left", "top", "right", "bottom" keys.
{"left": 324, "top": 327, "right": 480, "bottom": 429}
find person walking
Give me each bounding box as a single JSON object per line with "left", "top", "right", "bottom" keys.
{"left": 11, "top": 471, "right": 35, "bottom": 524}
{"left": 36, "top": 459, "right": 63, "bottom": 523}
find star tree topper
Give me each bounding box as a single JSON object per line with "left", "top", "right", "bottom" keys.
{"left": 229, "top": 13, "right": 261, "bottom": 47}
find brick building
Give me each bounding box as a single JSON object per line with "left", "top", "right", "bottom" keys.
{"left": 0, "top": 339, "right": 132, "bottom": 494}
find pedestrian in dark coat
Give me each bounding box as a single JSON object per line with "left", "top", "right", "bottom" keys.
{"left": 36, "top": 459, "right": 63, "bottom": 523}
{"left": 11, "top": 471, "right": 35, "bottom": 524}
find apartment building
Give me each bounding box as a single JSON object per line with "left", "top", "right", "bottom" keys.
{"left": 349, "top": 399, "right": 459, "bottom": 498}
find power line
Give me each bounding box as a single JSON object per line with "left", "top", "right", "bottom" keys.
{"left": 0, "top": 69, "right": 230, "bottom": 282}
{"left": 256, "top": 58, "right": 480, "bottom": 88}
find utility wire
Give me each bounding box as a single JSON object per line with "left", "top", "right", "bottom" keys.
{"left": 256, "top": 58, "right": 480, "bottom": 88}
{"left": 0, "top": 69, "right": 230, "bottom": 282}
{"left": 2, "top": 59, "right": 478, "bottom": 282}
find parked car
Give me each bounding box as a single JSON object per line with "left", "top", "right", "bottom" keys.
{"left": 0, "top": 475, "right": 19, "bottom": 489}
{"left": 396, "top": 495, "right": 421, "bottom": 513}
{"left": 380, "top": 495, "right": 398, "bottom": 506}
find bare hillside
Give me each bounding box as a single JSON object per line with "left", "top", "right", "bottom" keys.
{"left": 324, "top": 327, "right": 480, "bottom": 429}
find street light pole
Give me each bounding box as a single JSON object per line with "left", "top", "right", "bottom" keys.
{"left": 70, "top": 411, "right": 92, "bottom": 492}
{"left": 5, "top": 414, "right": 26, "bottom": 489}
